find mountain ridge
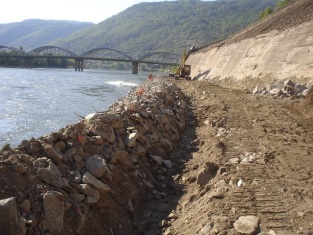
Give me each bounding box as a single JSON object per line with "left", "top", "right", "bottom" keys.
{"left": 0, "top": 0, "right": 278, "bottom": 56}
{"left": 53, "top": 0, "right": 277, "bottom": 56}
{"left": 0, "top": 19, "right": 94, "bottom": 50}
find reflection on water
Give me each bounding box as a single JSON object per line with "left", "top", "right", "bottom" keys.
{"left": 0, "top": 68, "right": 148, "bottom": 147}
{"left": 0, "top": 119, "right": 15, "bottom": 133}
{"left": 106, "top": 81, "right": 139, "bottom": 86}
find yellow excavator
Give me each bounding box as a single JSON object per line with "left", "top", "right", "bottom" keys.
{"left": 170, "top": 49, "right": 191, "bottom": 80}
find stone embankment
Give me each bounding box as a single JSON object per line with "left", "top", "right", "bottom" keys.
{"left": 0, "top": 76, "right": 189, "bottom": 235}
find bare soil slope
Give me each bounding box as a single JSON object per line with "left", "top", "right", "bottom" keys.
{"left": 135, "top": 78, "right": 313, "bottom": 235}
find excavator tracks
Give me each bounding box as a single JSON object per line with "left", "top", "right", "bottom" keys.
{"left": 135, "top": 80, "right": 313, "bottom": 235}
{"left": 170, "top": 80, "right": 313, "bottom": 235}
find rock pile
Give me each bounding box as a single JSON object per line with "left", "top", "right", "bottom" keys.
{"left": 252, "top": 79, "right": 312, "bottom": 98}
{"left": 0, "top": 76, "right": 189, "bottom": 235}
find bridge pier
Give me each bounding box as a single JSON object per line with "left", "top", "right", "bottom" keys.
{"left": 75, "top": 59, "right": 84, "bottom": 71}
{"left": 23, "top": 57, "right": 33, "bottom": 69}
{"left": 132, "top": 61, "right": 139, "bottom": 74}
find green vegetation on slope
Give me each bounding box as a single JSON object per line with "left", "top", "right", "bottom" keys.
{"left": 259, "top": 7, "right": 274, "bottom": 20}
{"left": 53, "top": 0, "right": 277, "bottom": 57}
{"left": 0, "top": 0, "right": 278, "bottom": 60}
{"left": 259, "top": 0, "right": 291, "bottom": 20}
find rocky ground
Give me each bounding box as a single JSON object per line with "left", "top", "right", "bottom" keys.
{"left": 136, "top": 78, "right": 313, "bottom": 235}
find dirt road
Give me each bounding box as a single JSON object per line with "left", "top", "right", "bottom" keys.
{"left": 136, "top": 79, "right": 313, "bottom": 235}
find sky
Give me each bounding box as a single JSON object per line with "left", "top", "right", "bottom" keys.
{"left": 0, "top": 0, "right": 177, "bottom": 24}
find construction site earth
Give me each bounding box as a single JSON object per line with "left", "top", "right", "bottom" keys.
{"left": 1, "top": 0, "right": 313, "bottom": 234}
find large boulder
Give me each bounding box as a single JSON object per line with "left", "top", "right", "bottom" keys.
{"left": 234, "top": 215, "right": 260, "bottom": 235}
{"left": 43, "top": 191, "right": 65, "bottom": 234}
{"left": 87, "top": 123, "right": 115, "bottom": 143}
{"left": 78, "top": 184, "right": 101, "bottom": 205}
{"left": 0, "top": 197, "right": 26, "bottom": 235}
{"left": 102, "top": 113, "right": 123, "bottom": 129}
{"left": 86, "top": 155, "right": 110, "bottom": 178}
{"left": 42, "top": 143, "right": 64, "bottom": 165}
{"left": 37, "top": 159, "right": 70, "bottom": 190}
{"left": 82, "top": 172, "right": 111, "bottom": 194}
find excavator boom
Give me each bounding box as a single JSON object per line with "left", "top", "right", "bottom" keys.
{"left": 170, "top": 49, "right": 191, "bottom": 80}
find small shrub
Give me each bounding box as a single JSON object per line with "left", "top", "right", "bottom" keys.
{"left": 259, "top": 7, "right": 273, "bottom": 20}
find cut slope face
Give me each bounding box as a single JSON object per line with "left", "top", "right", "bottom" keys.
{"left": 188, "top": 0, "right": 313, "bottom": 88}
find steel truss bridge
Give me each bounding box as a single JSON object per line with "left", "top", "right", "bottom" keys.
{"left": 0, "top": 46, "right": 180, "bottom": 74}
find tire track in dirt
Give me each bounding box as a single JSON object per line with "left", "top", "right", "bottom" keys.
{"left": 160, "top": 80, "right": 313, "bottom": 235}
{"left": 200, "top": 84, "right": 298, "bottom": 234}
{"left": 134, "top": 79, "right": 313, "bottom": 235}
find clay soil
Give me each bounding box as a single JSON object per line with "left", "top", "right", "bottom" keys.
{"left": 135, "top": 79, "right": 313, "bottom": 235}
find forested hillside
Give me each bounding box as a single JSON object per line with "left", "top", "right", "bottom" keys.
{"left": 0, "top": 19, "right": 93, "bottom": 50}
{"left": 53, "top": 0, "right": 277, "bottom": 57}
{"left": 0, "top": 0, "right": 278, "bottom": 56}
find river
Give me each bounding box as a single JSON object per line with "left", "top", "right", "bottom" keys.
{"left": 0, "top": 68, "right": 149, "bottom": 147}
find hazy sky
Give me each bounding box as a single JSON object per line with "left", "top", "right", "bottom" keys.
{"left": 0, "top": 0, "right": 178, "bottom": 24}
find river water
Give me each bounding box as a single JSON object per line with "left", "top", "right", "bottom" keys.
{"left": 0, "top": 68, "right": 149, "bottom": 147}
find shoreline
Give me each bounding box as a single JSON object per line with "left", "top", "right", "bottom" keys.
{"left": 0, "top": 75, "right": 190, "bottom": 234}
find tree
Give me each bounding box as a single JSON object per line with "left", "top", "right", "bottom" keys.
{"left": 259, "top": 0, "right": 290, "bottom": 21}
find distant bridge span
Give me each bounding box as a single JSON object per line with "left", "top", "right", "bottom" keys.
{"left": 0, "top": 45, "right": 180, "bottom": 74}
{"left": 28, "top": 46, "right": 79, "bottom": 57}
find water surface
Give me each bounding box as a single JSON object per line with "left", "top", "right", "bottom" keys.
{"left": 0, "top": 68, "right": 148, "bottom": 147}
